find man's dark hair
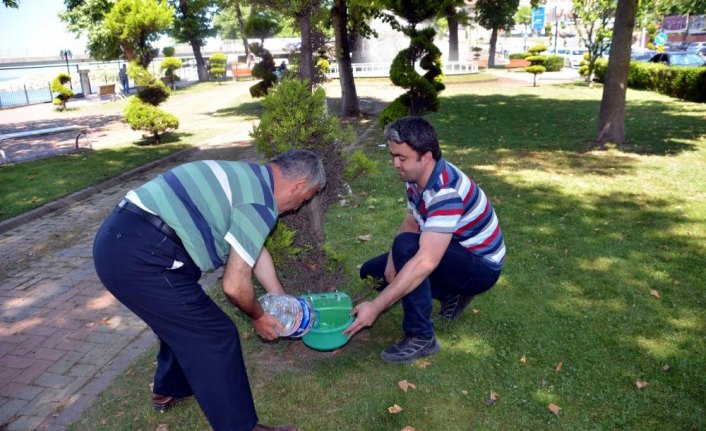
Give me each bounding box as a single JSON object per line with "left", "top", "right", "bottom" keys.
{"left": 384, "top": 116, "right": 442, "bottom": 160}
{"left": 271, "top": 149, "right": 326, "bottom": 190}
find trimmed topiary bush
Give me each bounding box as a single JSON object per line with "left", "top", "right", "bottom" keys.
{"left": 124, "top": 97, "right": 179, "bottom": 143}
{"left": 51, "top": 73, "right": 74, "bottom": 110}
{"left": 249, "top": 43, "right": 277, "bottom": 98}
{"left": 159, "top": 56, "right": 182, "bottom": 90}
{"left": 209, "top": 52, "right": 227, "bottom": 83}
{"left": 509, "top": 52, "right": 531, "bottom": 59}
{"left": 381, "top": 26, "right": 445, "bottom": 127}
{"left": 123, "top": 62, "right": 178, "bottom": 143}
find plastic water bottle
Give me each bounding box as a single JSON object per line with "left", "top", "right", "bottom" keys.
{"left": 258, "top": 293, "right": 314, "bottom": 338}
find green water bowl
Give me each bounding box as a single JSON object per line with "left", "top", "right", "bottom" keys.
{"left": 301, "top": 292, "right": 354, "bottom": 351}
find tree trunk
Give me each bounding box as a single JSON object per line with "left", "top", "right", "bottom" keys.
{"left": 190, "top": 39, "right": 209, "bottom": 82}
{"left": 233, "top": 0, "right": 250, "bottom": 62}
{"left": 332, "top": 0, "right": 359, "bottom": 117}
{"left": 446, "top": 7, "right": 459, "bottom": 62}
{"left": 350, "top": 31, "right": 364, "bottom": 62}
{"left": 488, "top": 27, "right": 498, "bottom": 67}
{"left": 297, "top": 10, "right": 315, "bottom": 89}
{"left": 596, "top": 0, "right": 638, "bottom": 147}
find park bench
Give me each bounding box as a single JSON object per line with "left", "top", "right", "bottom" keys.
{"left": 0, "top": 125, "right": 92, "bottom": 165}
{"left": 505, "top": 58, "right": 530, "bottom": 70}
{"left": 231, "top": 64, "right": 253, "bottom": 81}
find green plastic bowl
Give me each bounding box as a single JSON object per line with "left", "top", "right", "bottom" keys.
{"left": 301, "top": 292, "right": 354, "bottom": 351}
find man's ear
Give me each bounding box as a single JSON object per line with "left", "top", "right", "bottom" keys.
{"left": 291, "top": 179, "right": 308, "bottom": 194}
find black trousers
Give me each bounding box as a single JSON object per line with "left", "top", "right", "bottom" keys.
{"left": 93, "top": 206, "right": 258, "bottom": 431}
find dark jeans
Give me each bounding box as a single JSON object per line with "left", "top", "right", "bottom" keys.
{"left": 93, "top": 207, "right": 257, "bottom": 431}
{"left": 360, "top": 232, "right": 501, "bottom": 338}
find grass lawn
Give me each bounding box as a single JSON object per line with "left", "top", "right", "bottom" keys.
{"left": 67, "top": 80, "right": 705, "bottom": 430}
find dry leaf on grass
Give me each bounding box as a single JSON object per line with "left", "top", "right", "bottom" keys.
{"left": 472, "top": 308, "right": 480, "bottom": 314}
{"left": 398, "top": 197, "right": 405, "bottom": 203}
{"left": 548, "top": 403, "right": 562, "bottom": 415}
{"left": 401, "top": 427, "right": 417, "bottom": 431}
{"left": 661, "top": 364, "right": 670, "bottom": 371}
{"left": 519, "top": 355, "right": 526, "bottom": 364}
{"left": 357, "top": 234, "right": 372, "bottom": 242}
{"left": 555, "top": 361, "right": 563, "bottom": 373}
{"left": 490, "top": 390, "right": 499, "bottom": 401}
{"left": 636, "top": 380, "right": 649, "bottom": 389}
{"left": 156, "top": 424, "right": 169, "bottom": 431}
{"left": 388, "top": 404, "right": 403, "bottom": 414}
{"left": 398, "top": 380, "right": 417, "bottom": 392}
{"left": 414, "top": 360, "right": 431, "bottom": 368}
{"left": 650, "top": 289, "right": 661, "bottom": 299}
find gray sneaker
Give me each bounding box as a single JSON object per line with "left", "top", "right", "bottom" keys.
{"left": 380, "top": 335, "right": 440, "bottom": 363}
{"left": 439, "top": 294, "right": 474, "bottom": 320}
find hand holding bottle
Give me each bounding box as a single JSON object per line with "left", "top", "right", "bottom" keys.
{"left": 252, "top": 312, "right": 285, "bottom": 340}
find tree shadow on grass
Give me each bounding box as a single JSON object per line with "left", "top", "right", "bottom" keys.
{"left": 433, "top": 93, "right": 705, "bottom": 156}
{"left": 212, "top": 101, "right": 264, "bottom": 119}
{"left": 133, "top": 131, "right": 194, "bottom": 146}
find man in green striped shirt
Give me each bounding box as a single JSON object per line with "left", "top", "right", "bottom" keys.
{"left": 93, "top": 150, "right": 324, "bottom": 431}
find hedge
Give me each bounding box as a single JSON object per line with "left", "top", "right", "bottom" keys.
{"left": 593, "top": 59, "right": 706, "bottom": 103}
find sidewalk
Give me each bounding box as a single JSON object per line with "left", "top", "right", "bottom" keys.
{"left": 0, "top": 72, "right": 581, "bottom": 430}
{"left": 0, "top": 83, "right": 261, "bottom": 431}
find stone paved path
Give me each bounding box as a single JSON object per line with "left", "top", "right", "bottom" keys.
{"left": 0, "top": 70, "right": 580, "bottom": 430}
{"left": 0, "top": 81, "right": 261, "bottom": 431}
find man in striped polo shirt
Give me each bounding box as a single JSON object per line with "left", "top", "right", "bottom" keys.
{"left": 344, "top": 117, "right": 505, "bottom": 363}
{"left": 93, "top": 150, "right": 324, "bottom": 431}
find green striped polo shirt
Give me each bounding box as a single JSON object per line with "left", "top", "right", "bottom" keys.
{"left": 125, "top": 160, "right": 278, "bottom": 272}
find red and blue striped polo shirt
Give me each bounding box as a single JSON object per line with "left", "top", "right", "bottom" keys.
{"left": 406, "top": 159, "right": 505, "bottom": 268}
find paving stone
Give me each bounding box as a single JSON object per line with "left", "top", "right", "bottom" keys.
{"left": 2, "top": 382, "right": 44, "bottom": 400}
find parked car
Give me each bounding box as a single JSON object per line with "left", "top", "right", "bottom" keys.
{"left": 631, "top": 49, "right": 658, "bottom": 62}
{"left": 648, "top": 52, "right": 706, "bottom": 66}
{"left": 663, "top": 41, "right": 689, "bottom": 51}
{"left": 687, "top": 42, "right": 706, "bottom": 57}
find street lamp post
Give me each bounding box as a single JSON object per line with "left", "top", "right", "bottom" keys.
{"left": 60, "top": 49, "right": 73, "bottom": 89}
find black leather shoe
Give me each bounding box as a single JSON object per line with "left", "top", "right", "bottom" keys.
{"left": 251, "top": 424, "right": 299, "bottom": 431}
{"left": 152, "top": 393, "right": 191, "bottom": 412}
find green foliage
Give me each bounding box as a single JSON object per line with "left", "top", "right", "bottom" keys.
{"left": 162, "top": 46, "right": 175, "bottom": 57}
{"left": 123, "top": 97, "right": 179, "bottom": 143}
{"left": 343, "top": 149, "right": 378, "bottom": 183}
{"left": 59, "top": 0, "right": 123, "bottom": 62}
{"left": 382, "top": 0, "right": 443, "bottom": 26}
{"left": 593, "top": 59, "right": 706, "bottom": 103}
{"left": 51, "top": 73, "right": 74, "bottom": 110}
{"left": 544, "top": 55, "right": 565, "bottom": 71}
{"left": 474, "top": 0, "right": 520, "bottom": 32}
{"left": 105, "top": 0, "right": 174, "bottom": 67}
{"left": 251, "top": 79, "right": 341, "bottom": 159}
{"left": 169, "top": 0, "right": 216, "bottom": 47}
{"left": 509, "top": 52, "right": 530, "bottom": 59}
{"left": 128, "top": 63, "right": 171, "bottom": 106}
{"left": 209, "top": 52, "right": 227, "bottom": 82}
{"left": 264, "top": 222, "right": 301, "bottom": 268}
{"left": 243, "top": 10, "right": 282, "bottom": 42}
{"left": 525, "top": 65, "right": 546, "bottom": 74}
{"left": 527, "top": 44, "right": 547, "bottom": 54}
{"left": 159, "top": 56, "right": 182, "bottom": 89}
{"left": 386, "top": 26, "right": 445, "bottom": 121}
{"left": 249, "top": 43, "right": 277, "bottom": 98}
{"left": 378, "top": 97, "right": 409, "bottom": 127}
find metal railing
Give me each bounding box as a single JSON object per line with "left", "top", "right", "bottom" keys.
{"left": 326, "top": 61, "right": 480, "bottom": 79}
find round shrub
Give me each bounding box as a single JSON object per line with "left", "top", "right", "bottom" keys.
{"left": 51, "top": 73, "right": 74, "bottom": 110}
{"left": 544, "top": 55, "right": 565, "bottom": 71}
{"left": 160, "top": 56, "right": 182, "bottom": 89}
{"left": 209, "top": 52, "right": 227, "bottom": 81}
{"left": 124, "top": 97, "right": 179, "bottom": 143}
